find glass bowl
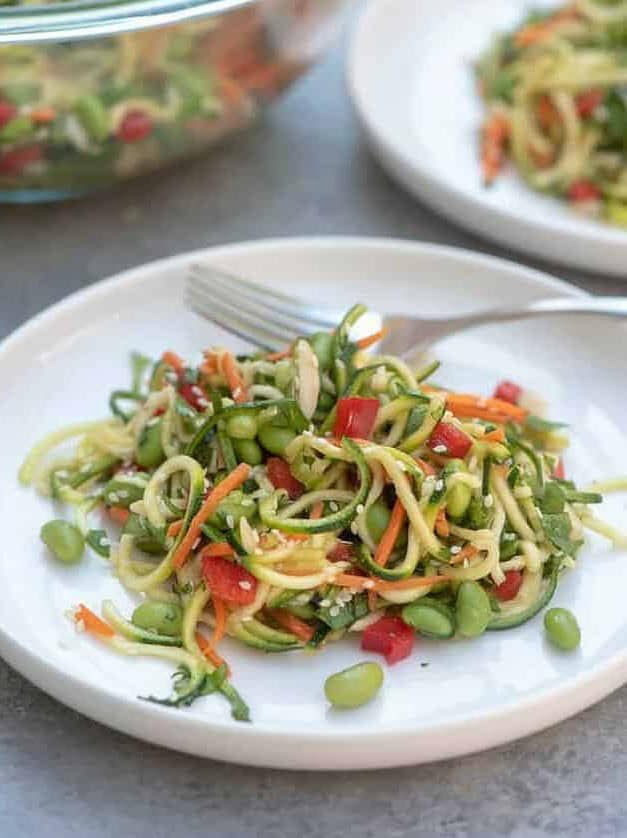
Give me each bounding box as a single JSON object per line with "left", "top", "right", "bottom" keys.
{"left": 0, "top": 0, "right": 350, "bottom": 202}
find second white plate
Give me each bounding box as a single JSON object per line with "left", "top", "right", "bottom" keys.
{"left": 349, "top": 0, "right": 627, "bottom": 277}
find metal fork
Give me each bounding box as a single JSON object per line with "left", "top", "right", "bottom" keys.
{"left": 186, "top": 263, "right": 627, "bottom": 356}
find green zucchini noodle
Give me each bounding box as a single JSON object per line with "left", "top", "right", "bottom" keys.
{"left": 20, "top": 303, "right": 626, "bottom": 720}
{"left": 475, "top": 0, "right": 627, "bottom": 226}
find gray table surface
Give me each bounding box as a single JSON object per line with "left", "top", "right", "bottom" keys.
{"left": 2, "top": 18, "right": 626, "bottom": 838}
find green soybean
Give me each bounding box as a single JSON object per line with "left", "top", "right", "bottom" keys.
{"left": 456, "top": 581, "right": 491, "bottom": 638}
{"left": 226, "top": 413, "right": 258, "bottom": 440}
{"left": 209, "top": 489, "right": 257, "bottom": 529}
{"left": 258, "top": 424, "right": 297, "bottom": 455}
{"left": 402, "top": 597, "right": 455, "bottom": 638}
{"left": 324, "top": 661, "right": 384, "bottom": 709}
{"left": 136, "top": 419, "right": 165, "bottom": 469}
{"left": 40, "top": 519, "right": 85, "bottom": 565}
{"left": 132, "top": 601, "right": 183, "bottom": 637}
{"left": 75, "top": 94, "right": 109, "bottom": 143}
{"left": 366, "top": 499, "right": 391, "bottom": 543}
{"left": 309, "top": 331, "right": 334, "bottom": 371}
{"left": 233, "top": 438, "right": 263, "bottom": 466}
{"left": 103, "top": 475, "right": 147, "bottom": 508}
{"left": 544, "top": 608, "right": 580, "bottom": 651}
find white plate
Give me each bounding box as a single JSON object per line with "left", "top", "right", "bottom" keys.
{"left": 348, "top": 0, "right": 627, "bottom": 277}
{"left": 0, "top": 237, "right": 626, "bottom": 770}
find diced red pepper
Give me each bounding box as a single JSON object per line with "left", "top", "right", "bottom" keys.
{"left": 117, "top": 110, "right": 153, "bottom": 143}
{"left": 333, "top": 397, "right": 379, "bottom": 440}
{"left": 553, "top": 459, "right": 565, "bottom": 480}
{"left": 0, "top": 100, "right": 17, "bottom": 128}
{"left": 179, "top": 382, "right": 209, "bottom": 411}
{"left": 107, "top": 506, "right": 130, "bottom": 526}
{"left": 568, "top": 179, "right": 601, "bottom": 203}
{"left": 494, "top": 570, "right": 523, "bottom": 602}
{"left": 0, "top": 144, "right": 43, "bottom": 176}
{"left": 428, "top": 422, "right": 472, "bottom": 459}
{"left": 493, "top": 380, "right": 523, "bottom": 405}
{"left": 361, "top": 615, "right": 415, "bottom": 665}
{"left": 266, "top": 457, "right": 304, "bottom": 500}
{"left": 327, "top": 541, "right": 355, "bottom": 562}
{"left": 202, "top": 554, "right": 258, "bottom": 605}
{"left": 575, "top": 89, "right": 603, "bottom": 118}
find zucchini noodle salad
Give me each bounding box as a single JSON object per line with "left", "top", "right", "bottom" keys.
{"left": 476, "top": 0, "right": 627, "bottom": 225}
{"left": 19, "top": 304, "right": 627, "bottom": 720}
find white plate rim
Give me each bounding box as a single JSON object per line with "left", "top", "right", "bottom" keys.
{"left": 347, "top": 0, "right": 627, "bottom": 278}
{"left": 2, "top": 235, "right": 626, "bottom": 771}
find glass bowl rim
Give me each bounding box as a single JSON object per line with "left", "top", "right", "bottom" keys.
{"left": 0, "top": 0, "right": 257, "bottom": 44}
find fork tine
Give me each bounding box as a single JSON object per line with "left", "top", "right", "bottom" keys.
{"left": 185, "top": 284, "right": 288, "bottom": 351}
{"left": 190, "top": 263, "right": 341, "bottom": 330}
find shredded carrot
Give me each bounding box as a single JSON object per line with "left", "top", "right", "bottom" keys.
{"left": 334, "top": 573, "right": 447, "bottom": 592}
{"left": 200, "top": 351, "right": 219, "bottom": 376}
{"left": 266, "top": 347, "right": 292, "bottom": 361}
{"left": 173, "top": 463, "right": 251, "bottom": 568}
{"left": 426, "top": 388, "right": 528, "bottom": 425}
{"left": 435, "top": 508, "right": 450, "bottom": 538}
{"left": 195, "top": 631, "right": 228, "bottom": 671}
{"left": 162, "top": 350, "right": 185, "bottom": 374}
{"left": 481, "top": 112, "right": 510, "bottom": 185}
{"left": 310, "top": 501, "right": 324, "bottom": 520}
{"left": 167, "top": 519, "right": 183, "bottom": 537}
{"left": 356, "top": 328, "right": 387, "bottom": 350}
{"left": 30, "top": 106, "right": 56, "bottom": 124}
{"left": 514, "top": 6, "right": 577, "bottom": 47}
{"left": 200, "top": 542, "right": 235, "bottom": 559}
{"left": 107, "top": 506, "right": 129, "bottom": 525}
{"left": 374, "top": 498, "right": 406, "bottom": 567}
{"left": 267, "top": 609, "right": 314, "bottom": 643}
{"left": 210, "top": 596, "right": 228, "bottom": 648}
{"left": 75, "top": 604, "right": 115, "bottom": 639}
{"left": 415, "top": 457, "right": 437, "bottom": 476}
{"left": 367, "top": 589, "right": 378, "bottom": 611}
{"left": 484, "top": 427, "right": 506, "bottom": 444}
{"left": 220, "top": 351, "right": 248, "bottom": 403}
{"left": 450, "top": 544, "right": 479, "bottom": 566}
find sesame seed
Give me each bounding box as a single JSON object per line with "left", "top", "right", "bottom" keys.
{"left": 463, "top": 558, "right": 470, "bottom": 568}
{"left": 433, "top": 444, "right": 448, "bottom": 454}
{"left": 192, "top": 386, "right": 204, "bottom": 396}
{"left": 329, "top": 502, "right": 339, "bottom": 512}
{"left": 147, "top": 416, "right": 160, "bottom": 427}
{"left": 99, "top": 536, "right": 110, "bottom": 547}
{"left": 483, "top": 494, "right": 494, "bottom": 508}
{"left": 241, "top": 615, "right": 253, "bottom": 622}
{"left": 435, "top": 480, "right": 444, "bottom": 492}
{"left": 226, "top": 514, "right": 235, "bottom": 528}
{"left": 117, "top": 490, "right": 129, "bottom": 500}
{"left": 329, "top": 606, "right": 340, "bottom": 617}
{"left": 350, "top": 522, "right": 358, "bottom": 535}
{"left": 108, "top": 492, "right": 119, "bottom": 504}
{"left": 363, "top": 580, "right": 375, "bottom": 590}
{"left": 192, "top": 537, "right": 200, "bottom": 550}
{"left": 356, "top": 504, "right": 365, "bottom": 515}
{"left": 238, "top": 580, "right": 252, "bottom": 590}
{"left": 80, "top": 463, "right": 92, "bottom": 474}
{"left": 504, "top": 532, "right": 516, "bottom": 541}
{"left": 450, "top": 545, "right": 462, "bottom": 555}
{"left": 254, "top": 548, "right": 263, "bottom": 556}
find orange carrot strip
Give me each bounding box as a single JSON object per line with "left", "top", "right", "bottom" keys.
{"left": 266, "top": 347, "right": 292, "bottom": 361}
{"left": 167, "top": 519, "right": 183, "bottom": 537}
{"left": 200, "top": 542, "right": 235, "bottom": 559}
{"left": 415, "top": 457, "right": 437, "bottom": 476}
{"left": 435, "top": 508, "right": 450, "bottom": 538}
{"left": 374, "top": 498, "right": 406, "bottom": 567}
{"left": 310, "top": 501, "right": 324, "bottom": 520}
{"left": 30, "top": 106, "right": 56, "bottom": 124}
{"left": 195, "top": 631, "right": 228, "bottom": 671}
{"left": 173, "top": 463, "right": 251, "bottom": 569}
{"left": 268, "top": 609, "right": 314, "bottom": 643}
{"left": 450, "top": 544, "right": 479, "bottom": 566}
{"left": 107, "top": 506, "right": 129, "bottom": 526}
{"left": 162, "top": 350, "right": 185, "bottom": 374}
{"left": 210, "top": 596, "right": 228, "bottom": 648}
{"left": 75, "top": 604, "right": 115, "bottom": 639}
{"left": 356, "top": 328, "right": 387, "bottom": 350}
{"left": 367, "top": 589, "right": 378, "bottom": 611}
{"left": 484, "top": 427, "right": 506, "bottom": 444}
{"left": 221, "top": 351, "right": 248, "bottom": 403}
{"left": 334, "top": 573, "right": 447, "bottom": 592}
{"left": 200, "top": 351, "right": 219, "bottom": 376}
{"left": 481, "top": 112, "right": 510, "bottom": 185}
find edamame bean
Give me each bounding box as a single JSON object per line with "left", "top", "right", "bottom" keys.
{"left": 132, "top": 601, "right": 183, "bottom": 636}
{"left": 366, "top": 499, "right": 391, "bottom": 543}
{"left": 544, "top": 608, "right": 580, "bottom": 651}
{"left": 308, "top": 331, "right": 334, "bottom": 371}
{"left": 136, "top": 419, "right": 165, "bottom": 468}
{"left": 402, "top": 597, "right": 455, "bottom": 638}
{"left": 456, "top": 580, "right": 491, "bottom": 638}
{"left": 75, "top": 94, "right": 109, "bottom": 143}
{"left": 226, "top": 413, "right": 258, "bottom": 440}
{"left": 233, "top": 438, "right": 263, "bottom": 466}
{"left": 274, "top": 360, "right": 294, "bottom": 392}
{"left": 324, "top": 661, "right": 384, "bottom": 709}
{"left": 40, "top": 519, "right": 85, "bottom": 565}
{"left": 103, "top": 474, "right": 147, "bottom": 508}
{"left": 258, "top": 424, "right": 297, "bottom": 455}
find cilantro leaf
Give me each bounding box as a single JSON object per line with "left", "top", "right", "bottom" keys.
{"left": 542, "top": 512, "right": 582, "bottom": 558}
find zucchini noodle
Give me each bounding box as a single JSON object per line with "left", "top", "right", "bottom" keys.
{"left": 21, "top": 303, "right": 624, "bottom": 721}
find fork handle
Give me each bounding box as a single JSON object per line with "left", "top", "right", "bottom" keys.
{"left": 458, "top": 296, "right": 627, "bottom": 329}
